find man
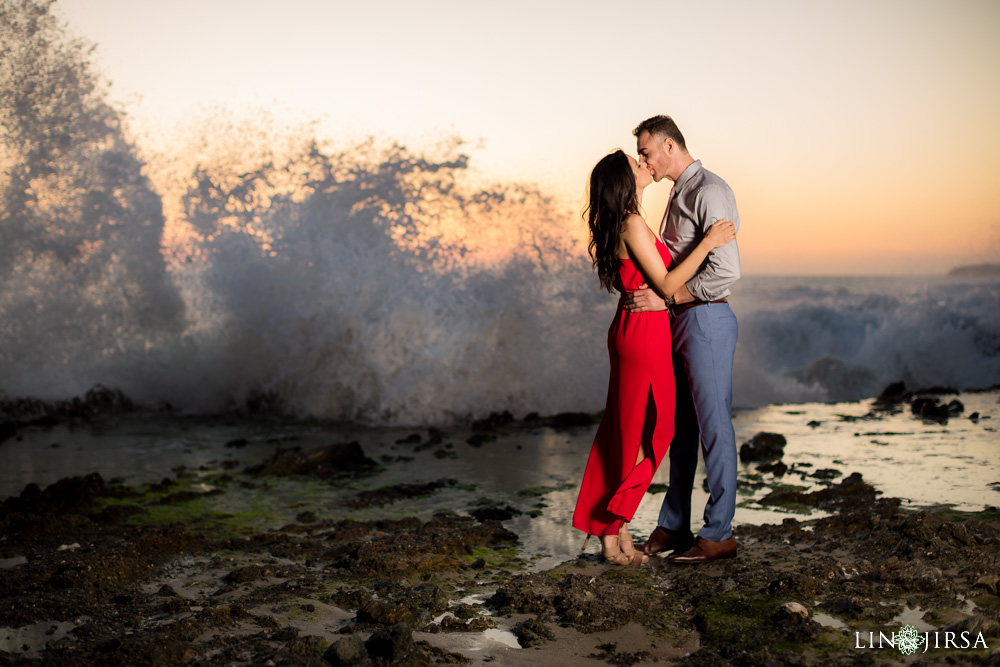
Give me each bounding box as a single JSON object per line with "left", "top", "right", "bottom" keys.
{"left": 629, "top": 115, "right": 741, "bottom": 564}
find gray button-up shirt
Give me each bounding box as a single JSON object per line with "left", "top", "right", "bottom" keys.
{"left": 660, "top": 160, "right": 741, "bottom": 301}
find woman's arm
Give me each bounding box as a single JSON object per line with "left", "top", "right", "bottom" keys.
{"left": 621, "top": 214, "right": 736, "bottom": 299}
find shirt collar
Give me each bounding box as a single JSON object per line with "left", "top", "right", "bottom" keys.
{"left": 672, "top": 159, "right": 702, "bottom": 194}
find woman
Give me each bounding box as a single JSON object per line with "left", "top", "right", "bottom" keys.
{"left": 572, "top": 149, "right": 736, "bottom": 564}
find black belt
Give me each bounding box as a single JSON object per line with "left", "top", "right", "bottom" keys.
{"left": 670, "top": 298, "right": 728, "bottom": 317}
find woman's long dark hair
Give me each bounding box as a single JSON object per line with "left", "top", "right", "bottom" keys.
{"left": 585, "top": 150, "right": 641, "bottom": 292}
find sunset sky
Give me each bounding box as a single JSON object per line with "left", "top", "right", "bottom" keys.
{"left": 57, "top": 0, "right": 1000, "bottom": 275}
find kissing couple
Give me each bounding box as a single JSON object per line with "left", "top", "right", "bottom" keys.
{"left": 573, "top": 115, "right": 742, "bottom": 565}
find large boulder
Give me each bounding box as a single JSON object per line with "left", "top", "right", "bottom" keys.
{"left": 739, "top": 432, "right": 787, "bottom": 462}
{"left": 246, "top": 442, "right": 376, "bottom": 478}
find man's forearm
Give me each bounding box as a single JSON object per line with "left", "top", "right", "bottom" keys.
{"left": 687, "top": 244, "right": 741, "bottom": 300}
{"left": 672, "top": 284, "right": 695, "bottom": 304}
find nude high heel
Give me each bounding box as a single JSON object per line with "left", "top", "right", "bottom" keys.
{"left": 600, "top": 533, "right": 632, "bottom": 564}
{"left": 618, "top": 522, "right": 649, "bottom": 564}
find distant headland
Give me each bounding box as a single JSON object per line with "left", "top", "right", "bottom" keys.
{"left": 947, "top": 263, "right": 1000, "bottom": 277}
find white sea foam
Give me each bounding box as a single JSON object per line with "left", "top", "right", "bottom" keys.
{"left": 730, "top": 276, "right": 1000, "bottom": 406}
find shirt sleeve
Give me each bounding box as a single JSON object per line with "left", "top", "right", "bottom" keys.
{"left": 687, "top": 183, "right": 741, "bottom": 301}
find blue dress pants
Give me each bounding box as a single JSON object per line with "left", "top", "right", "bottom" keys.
{"left": 657, "top": 301, "right": 738, "bottom": 542}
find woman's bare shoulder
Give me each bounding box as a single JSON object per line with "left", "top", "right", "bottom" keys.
{"left": 622, "top": 213, "right": 647, "bottom": 234}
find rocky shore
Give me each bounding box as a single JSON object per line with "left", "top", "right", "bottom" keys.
{"left": 1, "top": 385, "right": 999, "bottom": 665}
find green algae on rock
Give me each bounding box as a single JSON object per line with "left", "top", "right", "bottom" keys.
{"left": 516, "top": 483, "right": 576, "bottom": 497}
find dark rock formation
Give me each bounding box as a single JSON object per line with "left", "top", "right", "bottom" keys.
{"left": 245, "top": 442, "right": 376, "bottom": 478}
{"left": 739, "top": 432, "right": 787, "bottom": 462}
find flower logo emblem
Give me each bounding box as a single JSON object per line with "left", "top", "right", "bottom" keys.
{"left": 897, "top": 624, "right": 926, "bottom": 655}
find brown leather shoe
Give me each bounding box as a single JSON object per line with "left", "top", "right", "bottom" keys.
{"left": 667, "top": 536, "right": 737, "bottom": 564}
{"left": 638, "top": 526, "right": 695, "bottom": 556}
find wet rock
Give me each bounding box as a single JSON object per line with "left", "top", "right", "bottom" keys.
{"left": 911, "top": 396, "right": 963, "bottom": 423}
{"left": 874, "top": 381, "right": 910, "bottom": 407}
{"left": 283, "top": 634, "right": 326, "bottom": 658}
{"left": 975, "top": 574, "right": 1000, "bottom": 595}
{"left": 356, "top": 600, "right": 415, "bottom": 627}
{"left": 449, "top": 603, "right": 480, "bottom": 621}
{"left": 769, "top": 607, "right": 821, "bottom": 644}
{"left": 196, "top": 604, "right": 239, "bottom": 628}
{"left": 440, "top": 615, "right": 495, "bottom": 632}
{"left": 342, "top": 479, "right": 456, "bottom": 509}
{"left": 588, "top": 643, "right": 655, "bottom": 665}
{"left": 714, "top": 578, "right": 737, "bottom": 594}
{"left": 279, "top": 522, "right": 313, "bottom": 534}
{"left": 811, "top": 468, "right": 841, "bottom": 480}
{"left": 756, "top": 461, "right": 788, "bottom": 476}
{"left": 0, "top": 385, "right": 137, "bottom": 424}
{"left": 942, "top": 521, "right": 977, "bottom": 547}
{"left": 488, "top": 573, "right": 554, "bottom": 615}
{"left": 472, "top": 410, "right": 514, "bottom": 431}
{"left": 246, "top": 442, "right": 377, "bottom": 478}
{"left": 324, "top": 635, "right": 370, "bottom": 666}
{"left": 820, "top": 595, "right": 900, "bottom": 623}
{"left": 1, "top": 472, "right": 107, "bottom": 517}
{"left": 414, "top": 554, "right": 467, "bottom": 572}
{"left": 225, "top": 565, "right": 270, "bottom": 584}
{"left": 913, "top": 385, "right": 959, "bottom": 395}
{"left": 822, "top": 596, "right": 860, "bottom": 617}
{"left": 465, "top": 433, "right": 495, "bottom": 447}
{"left": 512, "top": 617, "right": 555, "bottom": 647}
{"left": 329, "top": 587, "right": 372, "bottom": 611}
{"left": 469, "top": 505, "right": 521, "bottom": 522}
{"left": 407, "top": 583, "right": 448, "bottom": 615}
{"left": 549, "top": 412, "right": 594, "bottom": 429}
{"left": 552, "top": 572, "right": 663, "bottom": 634}
{"left": 911, "top": 396, "right": 948, "bottom": 421}
{"left": 0, "top": 420, "right": 16, "bottom": 444}
{"left": 761, "top": 472, "right": 879, "bottom": 512}
{"left": 156, "top": 584, "right": 180, "bottom": 597}
{"left": 470, "top": 557, "right": 486, "bottom": 569}
{"left": 160, "top": 597, "right": 191, "bottom": 614}
{"left": 739, "top": 432, "right": 787, "bottom": 462}
{"left": 941, "top": 614, "right": 1000, "bottom": 638}
{"left": 224, "top": 438, "right": 248, "bottom": 448}
{"left": 364, "top": 623, "right": 415, "bottom": 663}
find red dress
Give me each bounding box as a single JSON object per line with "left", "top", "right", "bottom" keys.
{"left": 572, "top": 238, "right": 675, "bottom": 537}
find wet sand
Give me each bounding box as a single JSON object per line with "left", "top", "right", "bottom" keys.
{"left": 1, "top": 388, "right": 999, "bottom": 665}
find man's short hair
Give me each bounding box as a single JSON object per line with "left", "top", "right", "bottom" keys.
{"left": 633, "top": 115, "right": 687, "bottom": 151}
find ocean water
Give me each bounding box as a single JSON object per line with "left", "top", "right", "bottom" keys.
{"left": 1, "top": 1, "right": 999, "bottom": 426}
